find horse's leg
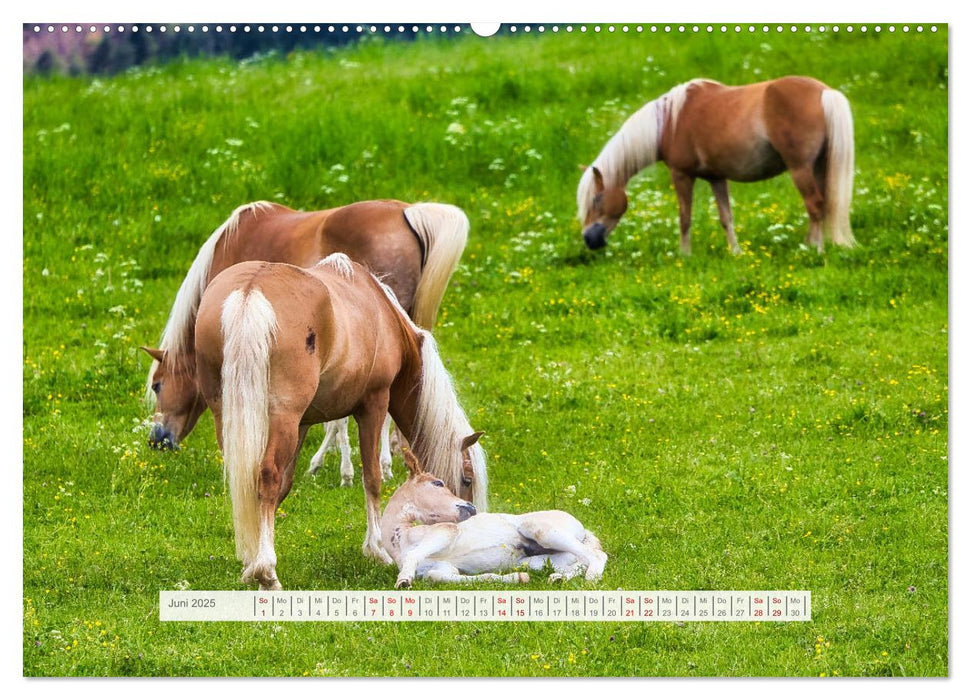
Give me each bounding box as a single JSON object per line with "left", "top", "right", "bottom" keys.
{"left": 335, "top": 418, "right": 354, "bottom": 486}
{"left": 307, "top": 422, "right": 333, "bottom": 476}
{"left": 390, "top": 422, "right": 403, "bottom": 453}
{"left": 379, "top": 414, "right": 393, "bottom": 481}
{"left": 393, "top": 527, "right": 457, "bottom": 588}
{"left": 522, "top": 553, "right": 584, "bottom": 581}
{"left": 307, "top": 431, "right": 327, "bottom": 476}
{"left": 515, "top": 516, "right": 608, "bottom": 582}
{"left": 390, "top": 423, "right": 409, "bottom": 457}
{"left": 419, "top": 563, "right": 529, "bottom": 586}
{"left": 356, "top": 396, "right": 394, "bottom": 565}
{"left": 710, "top": 179, "right": 741, "bottom": 255}
{"left": 308, "top": 419, "right": 355, "bottom": 485}
{"left": 242, "top": 414, "right": 303, "bottom": 591}
{"left": 277, "top": 424, "right": 310, "bottom": 505}
{"left": 671, "top": 169, "right": 695, "bottom": 255}
{"left": 789, "top": 165, "right": 826, "bottom": 252}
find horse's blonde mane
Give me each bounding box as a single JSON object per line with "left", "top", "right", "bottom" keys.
{"left": 411, "top": 330, "right": 488, "bottom": 510}
{"left": 371, "top": 270, "right": 487, "bottom": 507}
{"left": 314, "top": 252, "right": 355, "bottom": 279}
{"left": 374, "top": 278, "right": 421, "bottom": 333}
{"left": 146, "top": 200, "right": 274, "bottom": 401}
{"left": 577, "top": 79, "right": 717, "bottom": 223}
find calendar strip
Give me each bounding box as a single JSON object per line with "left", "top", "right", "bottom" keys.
{"left": 160, "top": 590, "right": 810, "bottom": 622}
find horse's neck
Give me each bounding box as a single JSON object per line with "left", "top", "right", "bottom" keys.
{"left": 387, "top": 348, "right": 423, "bottom": 443}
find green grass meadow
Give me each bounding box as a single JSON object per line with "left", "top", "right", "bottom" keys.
{"left": 22, "top": 27, "right": 948, "bottom": 676}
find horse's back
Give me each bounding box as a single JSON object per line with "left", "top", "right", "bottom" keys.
{"left": 195, "top": 261, "right": 323, "bottom": 360}
{"left": 195, "top": 259, "right": 400, "bottom": 423}
{"left": 320, "top": 200, "right": 423, "bottom": 312}
{"left": 760, "top": 77, "right": 831, "bottom": 163}
{"left": 319, "top": 200, "right": 416, "bottom": 266}
{"left": 762, "top": 76, "right": 828, "bottom": 118}
{"left": 765, "top": 75, "right": 830, "bottom": 97}
{"left": 212, "top": 199, "right": 414, "bottom": 266}
{"left": 665, "top": 80, "right": 774, "bottom": 177}
{"left": 693, "top": 76, "right": 827, "bottom": 103}
{"left": 436, "top": 515, "right": 529, "bottom": 572}
{"left": 666, "top": 76, "right": 830, "bottom": 180}
{"left": 216, "top": 199, "right": 422, "bottom": 314}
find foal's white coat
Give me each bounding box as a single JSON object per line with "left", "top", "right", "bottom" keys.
{"left": 383, "top": 452, "right": 607, "bottom": 588}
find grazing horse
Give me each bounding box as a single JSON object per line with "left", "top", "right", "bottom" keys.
{"left": 383, "top": 450, "right": 606, "bottom": 589}
{"left": 193, "top": 254, "right": 486, "bottom": 590}
{"left": 141, "top": 199, "right": 468, "bottom": 484}
{"left": 578, "top": 76, "right": 855, "bottom": 254}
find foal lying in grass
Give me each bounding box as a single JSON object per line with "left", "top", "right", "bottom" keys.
{"left": 382, "top": 451, "right": 607, "bottom": 588}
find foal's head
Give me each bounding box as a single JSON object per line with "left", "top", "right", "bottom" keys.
{"left": 579, "top": 166, "right": 628, "bottom": 250}
{"left": 140, "top": 346, "right": 207, "bottom": 450}
{"left": 388, "top": 449, "right": 477, "bottom": 525}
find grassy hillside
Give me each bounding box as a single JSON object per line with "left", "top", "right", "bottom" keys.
{"left": 23, "top": 27, "right": 948, "bottom": 676}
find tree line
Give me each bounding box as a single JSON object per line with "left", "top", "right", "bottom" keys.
{"left": 23, "top": 24, "right": 423, "bottom": 76}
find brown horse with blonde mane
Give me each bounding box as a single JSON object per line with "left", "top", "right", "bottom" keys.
{"left": 578, "top": 76, "right": 855, "bottom": 254}
{"left": 141, "top": 199, "right": 468, "bottom": 483}
{"left": 194, "top": 253, "right": 486, "bottom": 590}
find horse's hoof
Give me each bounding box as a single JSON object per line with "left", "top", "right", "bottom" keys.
{"left": 517, "top": 572, "right": 530, "bottom": 583}
{"left": 395, "top": 578, "right": 412, "bottom": 590}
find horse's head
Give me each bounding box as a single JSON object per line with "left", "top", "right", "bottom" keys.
{"left": 140, "top": 345, "right": 207, "bottom": 450}
{"left": 579, "top": 166, "right": 628, "bottom": 250}
{"left": 387, "top": 449, "right": 477, "bottom": 525}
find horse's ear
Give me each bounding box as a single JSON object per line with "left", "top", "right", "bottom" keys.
{"left": 403, "top": 448, "right": 423, "bottom": 477}
{"left": 591, "top": 167, "right": 605, "bottom": 193}
{"left": 139, "top": 346, "right": 165, "bottom": 364}
{"left": 461, "top": 431, "right": 484, "bottom": 451}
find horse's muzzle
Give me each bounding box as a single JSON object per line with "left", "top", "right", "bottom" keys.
{"left": 149, "top": 424, "right": 179, "bottom": 451}
{"left": 583, "top": 223, "right": 608, "bottom": 250}
{"left": 457, "top": 502, "right": 477, "bottom": 521}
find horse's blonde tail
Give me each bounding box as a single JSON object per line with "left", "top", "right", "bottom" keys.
{"left": 146, "top": 200, "right": 275, "bottom": 404}
{"left": 219, "top": 288, "right": 277, "bottom": 564}
{"left": 404, "top": 203, "right": 469, "bottom": 329}
{"left": 821, "top": 89, "right": 855, "bottom": 247}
